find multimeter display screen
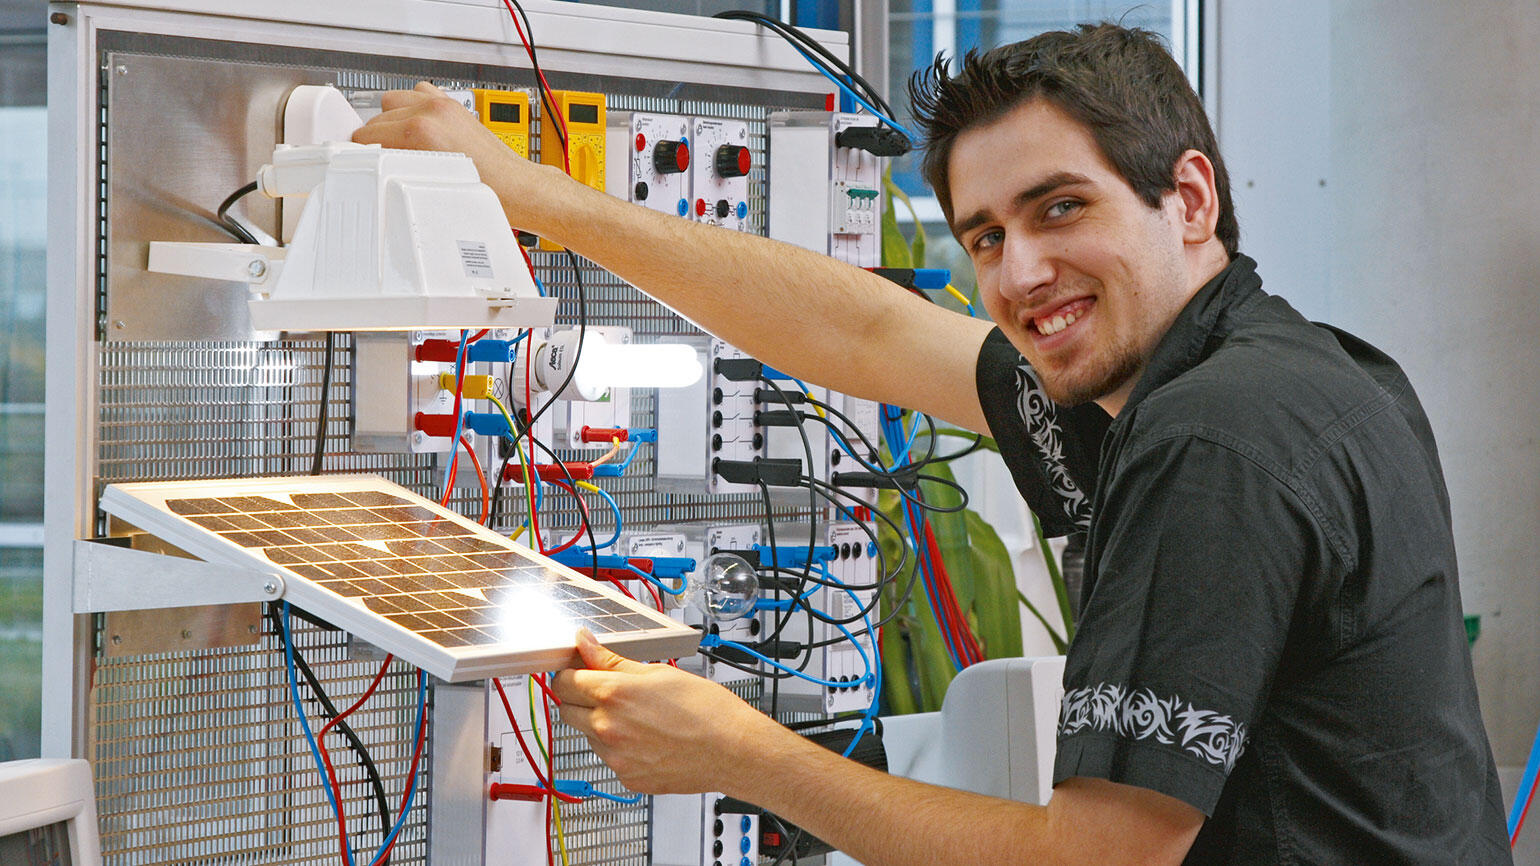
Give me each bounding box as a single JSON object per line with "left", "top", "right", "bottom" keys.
{"left": 567, "top": 103, "right": 599, "bottom": 125}
{"left": 489, "top": 102, "right": 521, "bottom": 124}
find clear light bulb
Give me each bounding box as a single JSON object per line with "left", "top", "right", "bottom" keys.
{"left": 687, "top": 552, "right": 760, "bottom": 622}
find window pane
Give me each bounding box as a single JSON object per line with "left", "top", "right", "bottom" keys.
{"left": 0, "top": 46, "right": 46, "bottom": 760}
{"left": 886, "top": 1, "right": 1193, "bottom": 298}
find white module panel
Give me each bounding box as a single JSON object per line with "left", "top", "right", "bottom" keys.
{"left": 651, "top": 793, "right": 759, "bottom": 866}
{"left": 821, "top": 390, "right": 883, "bottom": 485}
{"left": 607, "top": 112, "right": 693, "bottom": 217}
{"left": 620, "top": 530, "right": 691, "bottom": 612}
{"left": 767, "top": 111, "right": 883, "bottom": 267}
{"left": 675, "top": 522, "right": 763, "bottom": 684}
{"left": 484, "top": 675, "right": 553, "bottom": 866}
{"left": 771, "top": 521, "right": 880, "bottom": 714}
{"left": 829, "top": 114, "right": 882, "bottom": 267}
{"left": 689, "top": 118, "right": 752, "bottom": 232}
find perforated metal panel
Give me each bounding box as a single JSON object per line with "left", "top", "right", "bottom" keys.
{"left": 85, "top": 26, "right": 829, "bottom": 866}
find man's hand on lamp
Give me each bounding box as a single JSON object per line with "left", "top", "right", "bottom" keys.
{"left": 352, "top": 81, "right": 565, "bottom": 232}
{"left": 551, "top": 628, "right": 792, "bottom": 796}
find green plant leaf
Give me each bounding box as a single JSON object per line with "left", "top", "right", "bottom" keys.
{"left": 882, "top": 164, "right": 929, "bottom": 269}
{"left": 1034, "top": 512, "right": 1076, "bottom": 644}
{"left": 880, "top": 167, "right": 913, "bottom": 269}
{"left": 963, "top": 510, "right": 1023, "bottom": 659}
{"left": 1016, "top": 589, "right": 1068, "bottom": 654}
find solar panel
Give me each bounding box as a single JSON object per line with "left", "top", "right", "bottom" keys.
{"left": 98, "top": 475, "right": 702, "bottom": 681}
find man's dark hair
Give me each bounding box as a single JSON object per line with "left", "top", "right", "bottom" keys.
{"left": 910, "top": 23, "right": 1239, "bottom": 257}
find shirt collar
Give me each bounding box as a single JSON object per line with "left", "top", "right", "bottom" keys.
{"left": 1121, "top": 253, "right": 1266, "bottom": 412}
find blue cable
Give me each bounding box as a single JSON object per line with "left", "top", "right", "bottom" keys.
{"left": 367, "top": 669, "right": 427, "bottom": 866}
{"left": 439, "top": 330, "right": 471, "bottom": 493}
{"left": 1510, "top": 714, "right": 1540, "bottom": 837}
{"left": 281, "top": 603, "right": 354, "bottom": 866}
{"left": 551, "top": 779, "right": 643, "bottom": 805}
{"left": 282, "top": 605, "right": 430, "bottom": 866}
{"left": 576, "top": 484, "right": 623, "bottom": 552}
{"left": 623, "top": 563, "right": 687, "bottom": 596}
{"left": 817, "top": 568, "right": 882, "bottom": 758}
{"left": 703, "top": 633, "right": 870, "bottom": 690}
{"left": 782, "top": 39, "right": 914, "bottom": 141}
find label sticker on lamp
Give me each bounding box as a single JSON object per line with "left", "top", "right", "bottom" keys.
{"left": 457, "top": 240, "right": 495, "bottom": 279}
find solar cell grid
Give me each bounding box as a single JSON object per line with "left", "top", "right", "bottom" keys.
{"left": 101, "top": 476, "right": 700, "bottom": 680}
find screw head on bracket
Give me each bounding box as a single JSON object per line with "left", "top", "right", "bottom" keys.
{"left": 262, "top": 579, "right": 279, "bottom": 595}
{"left": 247, "top": 259, "right": 267, "bottom": 279}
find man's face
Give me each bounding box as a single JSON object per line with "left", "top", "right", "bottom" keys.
{"left": 948, "top": 99, "right": 1192, "bottom": 409}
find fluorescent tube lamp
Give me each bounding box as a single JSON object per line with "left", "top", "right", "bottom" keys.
{"left": 517, "top": 329, "right": 704, "bottom": 402}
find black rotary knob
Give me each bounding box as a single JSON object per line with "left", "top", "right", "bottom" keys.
{"left": 715, "top": 144, "right": 751, "bottom": 178}
{"left": 653, "top": 139, "right": 689, "bottom": 174}
{"left": 715, "top": 199, "right": 730, "bottom": 219}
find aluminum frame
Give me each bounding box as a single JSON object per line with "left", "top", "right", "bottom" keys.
{"left": 44, "top": 0, "right": 849, "bottom": 761}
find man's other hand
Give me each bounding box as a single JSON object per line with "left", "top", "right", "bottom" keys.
{"left": 551, "top": 629, "right": 789, "bottom": 796}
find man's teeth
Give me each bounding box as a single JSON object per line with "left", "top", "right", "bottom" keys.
{"left": 1037, "top": 312, "right": 1077, "bottom": 336}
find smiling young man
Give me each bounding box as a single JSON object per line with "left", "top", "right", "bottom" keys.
{"left": 354, "top": 22, "right": 1511, "bottom": 864}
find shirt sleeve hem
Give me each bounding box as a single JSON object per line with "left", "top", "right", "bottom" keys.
{"left": 1052, "top": 731, "right": 1230, "bottom": 817}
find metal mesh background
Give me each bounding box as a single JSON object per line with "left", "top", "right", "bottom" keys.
{"left": 90, "top": 32, "right": 829, "bottom": 866}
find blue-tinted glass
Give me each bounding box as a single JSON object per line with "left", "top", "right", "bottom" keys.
{"left": 0, "top": 36, "right": 46, "bottom": 762}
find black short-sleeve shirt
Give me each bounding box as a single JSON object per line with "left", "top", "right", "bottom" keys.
{"left": 976, "top": 255, "right": 1510, "bottom": 864}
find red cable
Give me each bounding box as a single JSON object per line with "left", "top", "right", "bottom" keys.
{"left": 501, "top": 0, "right": 570, "bottom": 174}
{"left": 523, "top": 329, "right": 544, "bottom": 551}
{"left": 313, "top": 655, "right": 395, "bottom": 865}
{"left": 924, "top": 521, "right": 982, "bottom": 665}
{"left": 542, "top": 479, "right": 592, "bottom": 556}
{"left": 373, "top": 672, "right": 428, "bottom": 866}
{"left": 440, "top": 332, "right": 470, "bottom": 508}
{"left": 492, "top": 677, "right": 552, "bottom": 790}
{"left": 467, "top": 329, "right": 490, "bottom": 343}
{"left": 460, "top": 436, "right": 490, "bottom": 525}
{"left": 928, "top": 532, "right": 979, "bottom": 665}
{"left": 541, "top": 673, "right": 558, "bottom": 866}
{"left": 1515, "top": 780, "right": 1538, "bottom": 847}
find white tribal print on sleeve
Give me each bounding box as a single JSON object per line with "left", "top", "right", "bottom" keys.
{"left": 1058, "top": 683, "right": 1250, "bottom": 774}
{"left": 1015, "top": 364, "right": 1093, "bottom": 532}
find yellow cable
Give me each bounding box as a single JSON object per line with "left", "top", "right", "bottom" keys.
{"left": 574, "top": 480, "right": 603, "bottom": 495}
{"left": 805, "top": 391, "right": 826, "bottom": 418}
{"left": 528, "top": 677, "right": 570, "bottom": 866}
{"left": 943, "top": 283, "right": 973, "bottom": 309}
{"left": 553, "top": 798, "right": 571, "bottom": 866}
{"left": 487, "top": 393, "right": 517, "bottom": 435}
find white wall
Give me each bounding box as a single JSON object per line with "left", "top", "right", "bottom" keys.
{"left": 1216, "top": 0, "right": 1540, "bottom": 847}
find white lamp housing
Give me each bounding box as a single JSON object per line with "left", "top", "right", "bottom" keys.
{"left": 249, "top": 142, "right": 556, "bottom": 331}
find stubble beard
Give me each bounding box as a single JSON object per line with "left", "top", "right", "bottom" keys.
{"left": 1037, "top": 336, "right": 1144, "bottom": 406}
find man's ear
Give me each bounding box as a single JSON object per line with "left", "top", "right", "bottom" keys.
{"left": 1170, "top": 149, "right": 1220, "bottom": 245}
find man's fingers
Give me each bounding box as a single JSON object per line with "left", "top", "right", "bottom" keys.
{"left": 377, "top": 88, "right": 430, "bottom": 112}
{"left": 557, "top": 702, "right": 594, "bottom": 734}
{"left": 414, "top": 81, "right": 447, "bottom": 95}
{"left": 575, "top": 628, "right": 646, "bottom": 673}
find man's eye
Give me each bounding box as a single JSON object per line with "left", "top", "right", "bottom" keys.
{"left": 1045, "top": 200, "right": 1082, "bottom": 220}
{"left": 972, "top": 229, "right": 1004, "bottom": 252}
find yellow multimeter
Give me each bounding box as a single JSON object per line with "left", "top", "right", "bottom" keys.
{"left": 538, "top": 90, "right": 607, "bottom": 250}
{"left": 540, "top": 90, "right": 606, "bottom": 190}
{"left": 472, "top": 89, "right": 531, "bottom": 159}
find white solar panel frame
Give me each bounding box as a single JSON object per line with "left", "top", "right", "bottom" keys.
{"left": 98, "top": 474, "right": 702, "bottom": 681}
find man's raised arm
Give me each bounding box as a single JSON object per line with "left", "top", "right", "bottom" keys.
{"left": 352, "top": 83, "right": 996, "bottom": 434}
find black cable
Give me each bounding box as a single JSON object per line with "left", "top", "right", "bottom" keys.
{"left": 765, "top": 812, "right": 803, "bottom": 866}
{"left": 524, "top": 431, "right": 601, "bottom": 577}
{"left": 310, "top": 333, "right": 334, "bottom": 476}
{"left": 266, "top": 604, "right": 393, "bottom": 860}
{"left": 799, "top": 476, "right": 924, "bottom": 643}
{"left": 801, "top": 405, "right": 971, "bottom": 513}
{"left": 754, "top": 378, "right": 821, "bottom": 668}
{"left": 712, "top": 10, "right": 896, "bottom": 120}
{"left": 507, "top": 0, "right": 568, "bottom": 155}
{"left": 216, "top": 181, "right": 261, "bottom": 245}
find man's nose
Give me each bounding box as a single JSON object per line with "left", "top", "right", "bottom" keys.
{"left": 996, "top": 232, "right": 1053, "bottom": 302}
